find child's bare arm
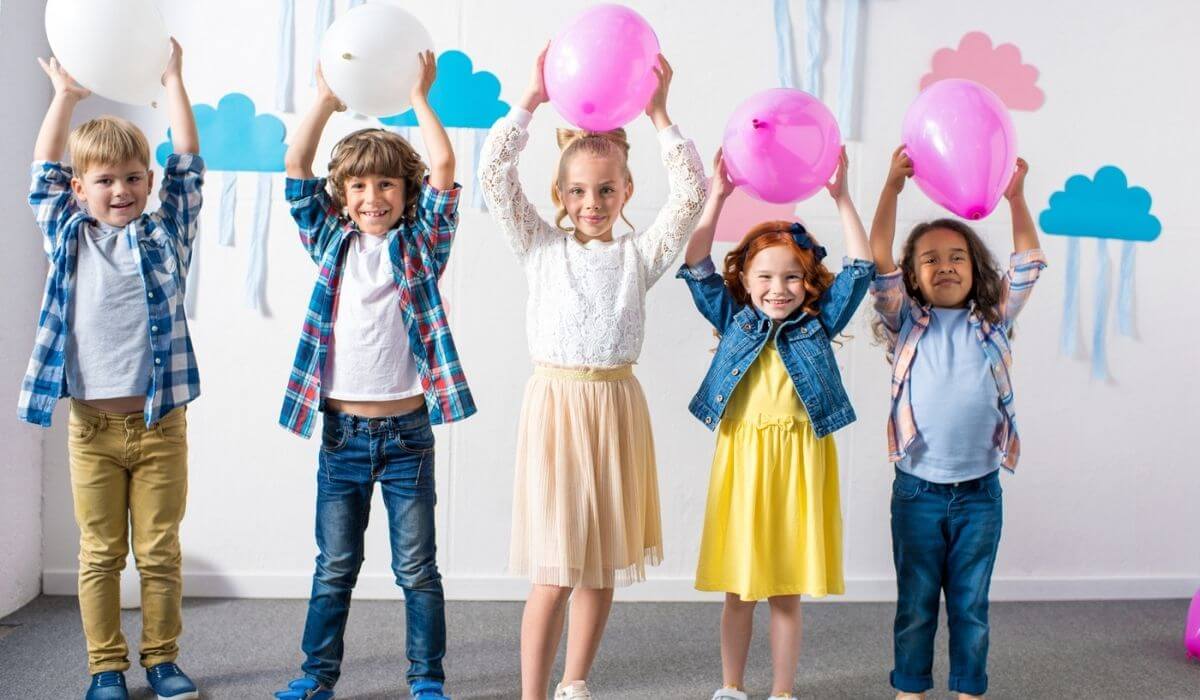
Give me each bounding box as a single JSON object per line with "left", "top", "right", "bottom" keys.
{"left": 869, "top": 145, "right": 912, "bottom": 275}
{"left": 1006, "top": 158, "right": 1040, "bottom": 253}
{"left": 825, "top": 146, "right": 871, "bottom": 261}
{"left": 410, "top": 50, "right": 454, "bottom": 191}
{"left": 162, "top": 38, "right": 198, "bottom": 155}
{"left": 685, "top": 149, "right": 733, "bottom": 267}
{"left": 285, "top": 65, "right": 344, "bottom": 180}
{"left": 33, "top": 57, "right": 89, "bottom": 162}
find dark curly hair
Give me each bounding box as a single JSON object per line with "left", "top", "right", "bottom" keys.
{"left": 871, "top": 218, "right": 1005, "bottom": 345}
{"left": 326, "top": 128, "right": 427, "bottom": 225}
{"left": 723, "top": 221, "right": 835, "bottom": 319}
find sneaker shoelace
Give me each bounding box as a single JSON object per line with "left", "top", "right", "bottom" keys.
{"left": 95, "top": 672, "right": 124, "bottom": 687}
{"left": 148, "top": 663, "right": 182, "bottom": 681}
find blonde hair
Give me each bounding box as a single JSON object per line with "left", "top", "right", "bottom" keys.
{"left": 551, "top": 127, "right": 634, "bottom": 232}
{"left": 67, "top": 116, "right": 150, "bottom": 175}
{"left": 327, "top": 128, "right": 427, "bottom": 223}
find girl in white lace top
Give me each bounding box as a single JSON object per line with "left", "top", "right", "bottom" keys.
{"left": 478, "top": 46, "right": 706, "bottom": 700}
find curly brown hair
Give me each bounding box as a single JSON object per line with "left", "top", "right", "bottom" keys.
{"left": 871, "top": 218, "right": 1005, "bottom": 345}
{"left": 326, "top": 128, "right": 427, "bottom": 224}
{"left": 550, "top": 127, "right": 635, "bottom": 233}
{"left": 723, "top": 221, "right": 835, "bottom": 318}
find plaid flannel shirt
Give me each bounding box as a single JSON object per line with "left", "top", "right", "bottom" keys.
{"left": 871, "top": 249, "right": 1048, "bottom": 471}
{"left": 279, "top": 176, "right": 475, "bottom": 438}
{"left": 19, "top": 154, "right": 206, "bottom": 427}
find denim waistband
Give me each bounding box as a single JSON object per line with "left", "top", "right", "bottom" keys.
{"left": 321, "top": 404, "right": 430, "bottom": 434}
{"left": 894, "top": 466, "right": 998, "bottom": 493}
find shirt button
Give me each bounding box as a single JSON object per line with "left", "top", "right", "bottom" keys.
{"left": 147, "top": 291, "right": 155, "bottom": 299}
{"left": 743, "top": 323, "right": 751, "bottom": 330}
{"left": 731, "top": 368, "right": 740, "bottom": 376}
{"left": 716, "top": 394, "right": 724, "bottom": 402}
{"left": 154, "top": 357, "right": 161, "bottom": 365}
{"left": 151, "top": 325, "right": 159, "bottom": 333}
{"left": 704, "top": 416, "right": 712, "bottom": 424}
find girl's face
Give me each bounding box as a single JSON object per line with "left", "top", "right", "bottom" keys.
{"left": 558, "top": 154, "right": 632, "bottom": 243}
{"left": 343, "top": 174, "right": 406, "bottom": 236}
{"left": 740, "top": 244, "right": 806, "bottom": 320}
{"left": 913, "top": 227, "right": 974, "bottom": 307}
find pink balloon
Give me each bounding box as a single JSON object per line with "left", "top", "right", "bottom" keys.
{"left": 722, "top": 89, "right": 842, "bottom": 204}
{"left": 902, "top": 79, "right": 1018, "bottom": 220}
{"left": 544, "top": 4, "right": 660, "bottom": 132}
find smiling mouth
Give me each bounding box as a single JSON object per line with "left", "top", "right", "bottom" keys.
{"left": 580, "top": 215, "right": 606, "bottom": 224}
{"left": 934, "top": 279, "right": 960, "bottom": 287}
{"left": 765, "top": 298, "right": 793, "bottom": 305}
{"left": 111, "top": 201, "right": 133, "bottom": 210}
{"left": 359, "top": 210, "right": 390, "bottom": 219}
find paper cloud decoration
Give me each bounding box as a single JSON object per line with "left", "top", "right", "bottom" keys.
{"left": 920, "top": 31, "right": 1044, "bottom": 111}
{"left": 380, "top": 50, "right": 509, "bottom": 128}
{"left": 1039, "top": 166, "right": 1161, "bottom": 242}
{"left": 156, "top": 93, "right": 286, "bottom": 172}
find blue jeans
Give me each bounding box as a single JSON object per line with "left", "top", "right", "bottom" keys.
{"left": 890, "top": 467, "right": 1003, "bottom": 696}
{"left": 299, "top": 407, "right": 445, "bottom": 688}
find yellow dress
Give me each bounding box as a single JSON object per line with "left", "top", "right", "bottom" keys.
{"left": 694, "top": 340, "right": 844, "bottom": 601}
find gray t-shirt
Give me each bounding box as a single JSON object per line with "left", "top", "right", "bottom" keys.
{"left": 65, "top": 223, "right": 153, "bottom": 399}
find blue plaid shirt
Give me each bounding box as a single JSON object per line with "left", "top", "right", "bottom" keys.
{"left": 19, "top": 154, "right": 206, "bottom": 427}
{"left": 279, "top": 176, "right": 476, "bottom": 438}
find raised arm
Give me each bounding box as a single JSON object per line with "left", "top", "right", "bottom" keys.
{"left": 825, "top": 146, "right": 871, "bottom": 261}
{"left": 162, "top": 38, "right": 197, "bottom": 155}
{"left": 154, "top": 39, "right": 205, "bottom": 264}
{"left": 285, "top": 65, "right": 344, "bottom": 179}
{"left": 411, "top": 50, "right": 454, "bottom": 190}
{"left": 869, "top": 145, "right": 912, "bottom": 275}
{"left": 685, "top": 149, "right": 734, "bottom": 267}
{"left": 1006, "top": 157, "right": 1039, "bottom": 253}
{"left": 33, "top": 57, "right": 89, "bottom": 163}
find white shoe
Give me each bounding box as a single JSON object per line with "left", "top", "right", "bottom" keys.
{"left": 555, "top": 680, "right": 594, "bottom": 700}
{"left": 711, "top": 688, "right": 748, "bottom": 700}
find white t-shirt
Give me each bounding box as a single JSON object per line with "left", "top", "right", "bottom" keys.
{"left": 322, "top": 231, "right": 423, "bottom": 401}
{"left": 65, "top": 223, "right": 153, "bottom": 399}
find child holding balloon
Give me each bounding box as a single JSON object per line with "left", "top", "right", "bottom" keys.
{"left": 272, "top": 52, "right": 468, "bottom": 700}
{"left": 23, "top": 41, "right": 204, "bottom": 700}
{"left": 677, "top": 148, "right": 874, "bottom": 700}
{"left": 477, "top": 45, "right": 707, "bottom": 700}
{"left": 868, "top": 147, "right": 1046, "bottom": 700}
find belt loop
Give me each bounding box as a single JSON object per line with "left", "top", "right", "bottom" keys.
{"left": 98, "top": 412, "right": 108, "bottom": 431}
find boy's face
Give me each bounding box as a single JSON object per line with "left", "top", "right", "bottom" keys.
{"left": 913, "top": 227, "right": 974, "bottom": 308}
{"left": 740, "top": 244, "right": 807, "bottom": 320}
{"left": 558, "top": 154, "right": 632, "bottom": 243}
{"left": 344, "top": 175, "right": 406, "bottom": 236}
{"left": 71, "top": 159, "right": 153, "bottom": 228}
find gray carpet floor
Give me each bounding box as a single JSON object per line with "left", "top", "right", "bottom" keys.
{"left": 0, "top": 596, "right": 1195, "bottom": 698}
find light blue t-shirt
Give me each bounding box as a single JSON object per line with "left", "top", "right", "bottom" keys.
{"left": 898, "top": 307, "right": 1003, "bottom": 483}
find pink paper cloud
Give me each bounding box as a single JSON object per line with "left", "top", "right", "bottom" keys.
{"left": 920, "top": 31, "right": 1044, "bottom": 111}
{"left": 714, "top": 187, "right": 797, "bottom": 243}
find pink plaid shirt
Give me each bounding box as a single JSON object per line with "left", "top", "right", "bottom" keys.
{"left": 871, "top": 249, "right": 1048, "bottom": 471}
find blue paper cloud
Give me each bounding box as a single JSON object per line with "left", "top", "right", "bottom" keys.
{"left": 1039, "top": 166, "right": 1161, "bottom": 242}
{"left": 156, "top": 93, "right": 287, "bottom": 172}
{"left": 380, "top": 50, "right": 509, "bottom": 129}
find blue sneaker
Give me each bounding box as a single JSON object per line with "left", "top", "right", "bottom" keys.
{"left": 145, "top": 662, "right": 199, "bottom": 699}
{"left": 85, "top": 671, "right": 128, "bottom": 700}
{"left": 274, "top": 677, "right": 334, "bottom": 700}
{"left": 410, "top": 680, "right": 450, "bottom": 700}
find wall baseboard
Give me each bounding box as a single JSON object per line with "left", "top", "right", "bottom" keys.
{"left": 41, "top": 570, "right": 1198, "bottom": 602}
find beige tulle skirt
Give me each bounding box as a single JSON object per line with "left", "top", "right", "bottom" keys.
{"left": 509, "top": 364, "right": 664, "bottom": 589}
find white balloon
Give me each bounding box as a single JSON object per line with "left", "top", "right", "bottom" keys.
{"left": 319, "top": 4, "right": 433, "bottom": 118}
{"left": 45, "top": 0, "right": 170, "bottom": 106}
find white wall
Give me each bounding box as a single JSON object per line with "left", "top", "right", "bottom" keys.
{"left": 0, "top": 0, "right": 51, "bottom": 618}
{"left": 33, "top": 0, "right": 1200, "bottom": 603}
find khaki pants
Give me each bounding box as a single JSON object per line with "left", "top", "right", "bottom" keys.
{"left": 67, "top": 400, "right": 188, "bottom": 673}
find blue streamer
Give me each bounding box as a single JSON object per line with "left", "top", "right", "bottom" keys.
{"left": 1091, "top": 239, "right": 1111, "bottom": 380}
{"left": 349, "top": 0, "right": 365, "bottom": 6}
{"left": 837, "top": 0, "right": 861, "bottom": 139}
{"left": 245, "top": 174, "right": 272, "bottom": 313}
{"left": 1060, "top": 237, "right": 1080, "bottom": 356}
{"left": 275, "top": 0, "right": 295, "bottom": 112}
{"left": 184, "top": 218, "right": 200, "bottom": 319}
{"left": 471, "top": 129, "right": 487, "bottom": 211}
{"left": 1117, "top": 241, "right": 1136, "bottom": 337}
{"left": 219, "top": 172, "right": 237, "bottom": 246}
{"left": 311, "top": 0, "right": 335, "bottom": 87}
{"left": 773, "top": 0, "right": 797, "bottom": 89}
{"left": 804, "top": 0, "right": 824, "bottom": 96}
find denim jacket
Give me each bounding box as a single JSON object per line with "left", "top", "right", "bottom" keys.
{"left": 676, "top": 256, "right": 875, "bottom": 437}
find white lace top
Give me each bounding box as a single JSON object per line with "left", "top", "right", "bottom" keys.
{"left": 478, "top": 108, "right": 707, "bottom": 368}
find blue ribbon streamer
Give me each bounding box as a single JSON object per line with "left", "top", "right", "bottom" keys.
{"left": 276, "top": 0, "right": 295, "bottom": 112}
{"left": 311, "top": 0, "right": 335, "bottom": 87}
{"left": 804, "top": 0, "right": 824, "bottom": 96}
{"left": 1091, "top": 239, "right": 1111, "bottom": 380}
{"left": 219, "top": 172, "right": 237, "bottom": 246}
{"left": 773, "top": 0, "right": 797, "bottom": 89}
{"left": 471, "top": 129, "right": 488, "bottom": 211}
{"left": 837, "top": 0, "right": 861, "bottom": 139}
{"left": 1060, "top": 238, "right": 1080, "bottom": 356}
{"left": 184, "top": 218, "right": 200, "bottom": 319}
{"left": 1117, "top": 241, "right": 1136, "bottom": 337}
{"left": 245, "top": 174, "right": 272, "bottom": 313}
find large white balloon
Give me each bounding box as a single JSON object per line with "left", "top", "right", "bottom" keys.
{"left": 319, "top": 4, "right": 433, "bottom": 117}
{"left": 45, "top": 0, "right": 171, "bottom": 106}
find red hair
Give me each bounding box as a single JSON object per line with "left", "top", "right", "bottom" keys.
{"left": 722, "top": 221, "right": 835, "bottom": 317}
